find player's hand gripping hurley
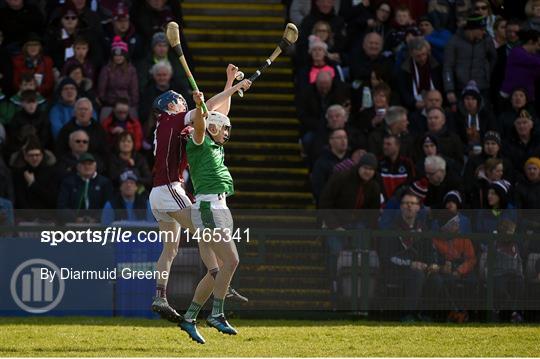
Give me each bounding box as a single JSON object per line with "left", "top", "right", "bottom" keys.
{"left": 237, "top": 23, "right": 299, "bottom": 97}
{"left": 166, "top": 22, "right": 208, "bottom": 114}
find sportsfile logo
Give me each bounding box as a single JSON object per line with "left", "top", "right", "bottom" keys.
{"left": 10, "top": 259, "right": 65, "bottom": 314}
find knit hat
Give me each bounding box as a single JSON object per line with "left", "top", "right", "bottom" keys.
{"left": 111, "top": 36, "right": 129, "bottom": 55}
{"left": 525, "top": 157, "right": 540, "bottom": 170}
{"left": 151, "top": 32, "right": 167, "bottom": 48}
{"left": 418, "top": 15, "right": 434, "bottom": 26}
{"left": 113, "top": 2, "right": 129, "bottom": 20}
{"left": 308, "top": 35, "right": 328, "bottom": 53}
{"left": 119, "top": 169, "right": 138, "bottom": 184}
{"left": 464, "top": 14, "right": 487, "bottom": 30}
{"left": 60, "top": 1, "right": 78, "bottom": 18}
{"left": 483, "top": 131, "right": 501, "bottom": 146}
{"left": 58, "top": 77, "right": 78, "bottom": 93}
{"left": 461, "top": 80, "right": 481, "bottom": 102}
{"left": 489, "top": 179, "right": 510, "bottom": 208}
{"left": 408, "top": 178, "right": 429, "bottom": 200}
{"left": 358, "top": 152, "right": 378, "bottom": 170}
{"left": 443, "top": 190, "right": 463, "bottom": 208}
{"left": 422, "top": 134, "right": 439, "bottom": 149}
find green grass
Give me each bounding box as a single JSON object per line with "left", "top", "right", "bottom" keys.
{"left": 0, "top": 317, "right": 539, "bottom": 357}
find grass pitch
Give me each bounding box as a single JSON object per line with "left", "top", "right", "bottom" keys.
{"left": 0, "top": 317, "right": 539, "bottom": 357}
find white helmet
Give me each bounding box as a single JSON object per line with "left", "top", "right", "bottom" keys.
{"left": 206, "top": 111, "right": 231, "bottom": 143}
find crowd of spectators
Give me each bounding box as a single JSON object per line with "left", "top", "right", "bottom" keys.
{"left": 0, "top": 0, "right": 191, "bottom": 223}
{"left": 290, "top": 0, "right": 540, "bottom": 321}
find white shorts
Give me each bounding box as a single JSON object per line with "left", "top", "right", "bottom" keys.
{"left": 149, "top": 182, "right": 192, "bottom": 222}
{"left": 191, "top": 193, "right": 233, "bottom": 231}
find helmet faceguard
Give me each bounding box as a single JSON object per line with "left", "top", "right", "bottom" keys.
{"left": 206, "top": 111, "right": 231, "bottom": 145}
{"left": 152, "top": 90, "right": 188, "bottom": 114}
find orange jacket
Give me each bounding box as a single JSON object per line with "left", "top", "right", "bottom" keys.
{"left": 432, "top": 237, "right": 477, "bottom": 275}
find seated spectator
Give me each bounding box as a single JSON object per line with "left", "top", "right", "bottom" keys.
{"left": 442, "top": 190, "right": 472, "bottom": 233}
{"left": 500, "top": 29, "right": 540, "bottom": 107}
{"left": 349, "top": 32, "right": 393, "bottom": 111}
{"left": 61, "top": 36, "right": 97, "bottom": 85}
{"left": 0, "top": 0, "right": 44, "bottom": 52}
{"left": 136, "top": 32, "right": 190, "bottom": 97}
{"left": 515, "top": 157, "right": 540, "bottom": 232}
{"left": 503, "top": 109, "right": 540, "bottom": 174}
{"left": 56, "top": 129, "right": 105, "bottom": 176}
{"left": 296, "top": 70, "right": 350, "bottom": 162}
{"left": 49, "top": 78, "right": 80, "bottom": 139}
{"left": 101, "top": 170, "right": 153, "bottom": 225}
{"left": 443, "top": 14, "right": 496, "bottom": 107}
{"left": 311, "top": 128, "right": 349, "bottom": 203}
{"left": 397, "top": 37, "right": 443, "bottom": 111}
{"left": 12, "top": 33, "right": 55, "bottom": 99}
{"left": 6, "top": 90, "right": 51, "bottom": 156}
{"left": 414, "top": 134, "right": 462, "bottom": 177}
{"left": 431, "top": 210, "right": 477, "bottom": 322}
{"left": 418, "top": 15, "right": 452, "bottom": 64}
{"left": 8, "top": 73, "right": 47, "bottom": 115}
{"left": 492, "top": 218, "right": 525, "bottom": 323}
{"left": 13, "top": 139, "right": 58, "bottom": 211}
{"left": 378, "top": 134, "right": 416, "bottom": 200}
{"left": 57, "top": 153, "right": 113, "bottom": 223}
{"left": 377, "top": 190, "right": 433, "bottom": 320}
{"left": 464, "top": 131, "right": 515, "bottom": 196}
{"left": 319, "top": 152, "right": 380, "bottom": 300}
{"left": 386, "top": 5, "right": 420, "bottom": 53}
{"left": 296, "top": 35, "right": 344, "bottom": 90}
{"left": 64, "top": 62, "right": 97, "bottom": 105}
{"left": 476, "top": 180, "right": 516, "bottom": 242}
{"left": 103, "top": 2, "right": 144, "bottom": 61}
{"left": 352, "top": 83, "right": 391, "bottom": 134}
{"left": 424, "top": 155, "right": 463, "bottom": 209}
{"left": 497, "top": 88, "right": 537, "bottom": 138}
{"left": 408, "top": 89, "right": 446, "bottom": 135}
{"left": 0, "top": 154, "right": 15, "bottom": 203}
{"left": 97, "top": 37, "right": 139, "bottom": 120}
{"left": 109, "top": 132, "right": 151, "bottom": 189}
{"left": 455, "top": 81, "right": 497, "bottom": 156}
{"left": 526, "top": 0, "right": 540, "bottom": 31}
{"left": 56, "top": 97, "right": 109, "bottom": 160}
{"left": 469, "top": 158, "right": 505, "bottom": 209}
{"left": 102, "top": 98, "right": 143, "bottom": 151}
{"left": 426, "top": 107, "right": 464, "bottom": 165}
{"left": 369, "top": 105, "right": 414, "bottom": 158}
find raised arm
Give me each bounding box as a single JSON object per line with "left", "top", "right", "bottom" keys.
{"left": 215, "top": 64, "right": 240, "bottom": 116}
{"left": 191, "top": 91, "right": 207, "bottom": 145}
{"left": 205, "top": 79, "right": 252, "bottom": 112}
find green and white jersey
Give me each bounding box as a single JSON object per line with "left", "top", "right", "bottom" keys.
{"left": 186, "top": 135, "right": 234, "bottom": 196}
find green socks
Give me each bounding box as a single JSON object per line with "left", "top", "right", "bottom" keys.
{"left": 184, "top": 302, "right": 202, "bottom": 320}
{"left": 212, "top": 298, "right": 225, "bottom": 317}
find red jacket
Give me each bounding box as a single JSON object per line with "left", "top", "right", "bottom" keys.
{"left": 101, "top": 114, "right": 143, "bottom": 151}
{"left": 12, "top": 54, "right": 55, "bottom": 99}
{"left": 432, "top": 237, "right": 477, "bottom": 275}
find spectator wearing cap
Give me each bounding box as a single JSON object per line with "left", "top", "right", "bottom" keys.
{"left": 424, "top": 155, "right": 463, "bottom": 209}
{"left": 455, "top": 80, "right": 497, "bottom": 155}
{"left": 136, "top": 32, "right": 190, "bottom": 103}
{"left": 377, "top": 134, "right": 416, "bottom": 201}
{"left": 500, "top": 29, "right": 540, "bottom": 105}
{"left": 503, "top": 109, "right": 540, "bottom": 173}
{"left": 418, "top": 15, "right": 452, "bottom": 64}
{"left": 443, "top": 14, "right": 496, "bottom": 107}
{"left": 426, "top": 107, "right": 465, "bottom": 165}
{"left": 102, "top": 98, "right": 143, "bottom": 151}
{"left": 97, "top": 36, "right": 139, "bottom": 120}
{"left": 515, "top": 157, "right": 540, "bottom": 231}
{"left": 497, "top": 88, "right": 538, "bottom": 139}
{"left": 475, "top": 179, "right": 516, "bottom": 235}
{"left": 441, "top": 190, "right": 472, "bottom": 233}
{"left": 101, "top": 170, "right": 153, "bottom": 225}
{"left": 108, "top": 132, "right": 151, "bottom": 189}
{"left": 312, "top": 128, "right": 349, "bottom": 203}
{"left": 61, "top": 37, "right": 97, "bottom": 86}
{"left": 103, "top": 2, "right": 144, "bottom": 61}
{"left": 11, "top": 33, "right": 55, "bottom": 99}
{"left": 13, "top": 138, "right": 58, "bottom": 211}
{"left": 296, "top": 35, "right": 344, "bottom": 90}
{"left": 57, "top": 152, "right": 113, "bottom": 223}
{"left": 0, "top": 0, "right": 44, "bottom": 52}
{"left": 56, "top": 98, "right": 108, "bottom": 160}
{"left": 6, "top": 90, "right": 52, "bottom": 156}
{"left": 369, "top": 105, "right": 414, "bottom": 159}
{"left": 463, "top": 131, "right": 515, "bottom": 193}
{"left": 397, "top": 37, "right": 443, "bottom": 112}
